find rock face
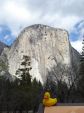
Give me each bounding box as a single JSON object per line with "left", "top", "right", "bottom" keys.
{"left": 2, "top": 24, "right": 80, "bottom": 84}
{"left": 0, "top": 41, "right": 8, "bottom": 55}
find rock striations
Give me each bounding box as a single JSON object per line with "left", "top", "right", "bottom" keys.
{"left": 1, "top": 24, "right": 80, "bottom": 84}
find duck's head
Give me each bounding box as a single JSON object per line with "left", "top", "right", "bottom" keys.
{"left": 44, "top": 92, "right": 50, "bottom": 99}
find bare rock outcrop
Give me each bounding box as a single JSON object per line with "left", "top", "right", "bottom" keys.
{"left": 2, "top": 24, "right": 80, "bottom": 84}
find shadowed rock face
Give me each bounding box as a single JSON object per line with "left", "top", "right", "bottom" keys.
{"left": 0, "top": 41, "right": 7, "bottom": 55}
{"left": 1, "top": 24, "right": 80, "bottom": 84}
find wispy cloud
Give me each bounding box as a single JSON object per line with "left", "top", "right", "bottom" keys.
{"left": 0, "top": 0, "right": 81, "bottom": 34}
{"left": 0, "top": 0, "right": 84, "bottom": 52}
{"left": 69, "top": 20, "right": 84, "bottom": 53}
{"left": 71, "top": 39, "right": 82, "bottom": 53}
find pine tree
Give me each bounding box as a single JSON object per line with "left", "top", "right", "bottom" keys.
{"left": 15, "top": 55, "right": 43, "bottom": 111}
{"left": 80, "top": 35, "right": 84, "bottom": 74}
{"left": 77, "top": 35, "right": 84, "bottom": 102}
{"left": 32, "top": 78, "right": 43, "bottom": 113}
{"left": 16, "top": 55, "right": 32, "bottom": 86}
{"left": 80, "top": 36, "right": 84, "bottom": 60}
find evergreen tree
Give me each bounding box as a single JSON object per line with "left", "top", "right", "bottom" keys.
{"left": 15, "top": 55, "right": 43, "bottom": 111}
{"left": 81, "top": 37, "right": 84, "bottom": 58}
{"left": 16, "top": 55, "right": 32, "bottom": 86}
{"left": 80, "top": 36, "right": 84, "bottom": 74}
{"left": 32, "top": 78, "right": 43, "bottom": 113}
{"left": 0, "top": 55, "right": 43, "bottom": 111}
{"left": 77, "top": 35, "right": 84, "bottom": 102}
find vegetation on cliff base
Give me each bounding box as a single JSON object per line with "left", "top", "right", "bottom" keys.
{"left": 0, "top": 55, "right": 43, "bottom": 112}
{"left": 0, "top": 49, "right": 84, "bottom": 112}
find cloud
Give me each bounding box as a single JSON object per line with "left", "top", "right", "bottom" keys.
{"left": 4, "top": 35, "right": 9, "bottom": 40}
{"left": 71, "top": 39, "right": 82, "bottom": 53}
{"left": 0, "top": 25, "right": 15, "bottom": 45}
{"left": 0, "top": 26, "right": 2, "bottom": 32}
{"left": 69, "top": 20, "right": 84, "bottom": 53}
{"left": 0, "top": 0, "right": 82, "bottom": 34}
{"left": 0, "top": 0, "right": 84, "bottom": 52}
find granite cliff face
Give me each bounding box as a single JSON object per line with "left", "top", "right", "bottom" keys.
{"left": 1, "top": 24, "right": 80, "bottom": 84}
{"left": 0, "top": 41, "right": 8, "bottom": 55}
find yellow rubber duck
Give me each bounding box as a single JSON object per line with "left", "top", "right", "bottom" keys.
{"left": 43, "top": 92, "right": 57, "bottom": 107}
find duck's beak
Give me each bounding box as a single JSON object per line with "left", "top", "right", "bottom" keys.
{"left": 44, "top": 95, "right": 49, "bottom": 99}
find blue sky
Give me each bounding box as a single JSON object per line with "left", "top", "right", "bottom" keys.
{"left": 0, "top": 25, "right": 15, "bottom": 45}
{"left": 0, "top": 0, "right": 84, "bottom": 53}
